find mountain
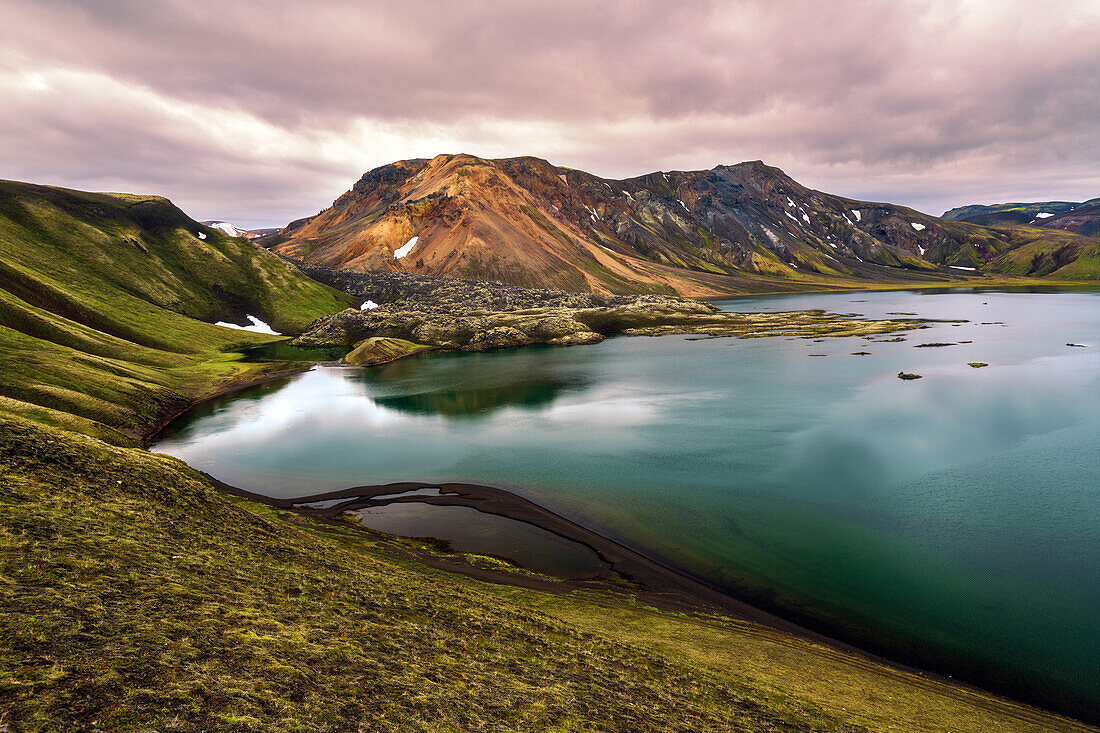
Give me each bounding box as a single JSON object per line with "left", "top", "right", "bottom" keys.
{"left": 201, "top": 219, "right": 281, "bottom": 239}
{"left": 0, "top": 180, "right": 351, "bottom": 437}
{"left": 265, "top": 154, "right": 1099, "bottom": 295}
{"left": 943, "top": 198, "right": 1100, "bottom": 237}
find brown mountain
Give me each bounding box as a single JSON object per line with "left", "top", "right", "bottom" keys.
{"left": 265, "top": 154, "right": 1099, "bottom": 295}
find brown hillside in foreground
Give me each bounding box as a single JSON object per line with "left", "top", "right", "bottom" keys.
{"left": 267, "top": 154, "right": 1098, "bottom": 295}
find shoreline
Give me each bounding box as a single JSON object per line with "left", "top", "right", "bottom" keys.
{"left": 140, "top": 366, "right": 314, "bottom": 446}
{"left": 139, "top": 279, "right": 1100, "bottom": 445}
{"left": 200, "top": 473, "right": 1089, "bottom": 729}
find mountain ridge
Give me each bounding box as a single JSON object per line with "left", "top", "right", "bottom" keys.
{"left": 943, "top": 198, "right": 1100, "bottom": 237}
{"left": 265, "top": 154, "right": 1100, "bottom": 294}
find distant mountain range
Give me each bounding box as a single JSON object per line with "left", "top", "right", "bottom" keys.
{"left": 260, "top": 154, "right": 1100, "bottom": 295}
{"left": 942, "top": 198, "right": 1100, "bottom": 236}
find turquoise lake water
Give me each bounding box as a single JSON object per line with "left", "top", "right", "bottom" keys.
{"left": 153, "top": 288, "right": 1100, "bottom": 715}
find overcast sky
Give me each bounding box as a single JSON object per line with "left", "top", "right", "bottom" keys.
{"left": 1, "top": 0, "right": 1098, "bottom": 227}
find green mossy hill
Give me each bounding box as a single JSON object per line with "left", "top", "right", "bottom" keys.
{"left": 0, "top": 180, "right": 349, "bottom": 339}
{"left": 2, "top": 415, "right": 1092, "bottom": 733}
{"left": 344, "top": 336, "right": 430, "bottom": 366}
{"left": 0, "top": 180, "right": 352, "bottom": 435}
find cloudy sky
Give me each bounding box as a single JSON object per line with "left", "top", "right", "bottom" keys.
{"left": 2, "top": 0, "right": 1098, "bottom": 227}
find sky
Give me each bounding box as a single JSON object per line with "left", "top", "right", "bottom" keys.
{"left": 1, "top": 0, "right": 1098, "bottom": 228}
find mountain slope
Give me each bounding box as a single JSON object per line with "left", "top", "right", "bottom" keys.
{"left": 0, "top": 180, "right": 352, "bottom": 437}
{"left": 943, "top": 198, "right": 1100, "bottom": 235}
{"left": 267, "top": 154, "right": 1097, "bottom": 295}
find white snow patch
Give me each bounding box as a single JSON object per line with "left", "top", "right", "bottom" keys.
{"left": 784, "top": 211, "right": 800, "bottom": 224}
{"left": 215, "top": 315, "right": 280, "bottom": 335}
{"left": 558, "top": 174, "right": 567, "bottom": 184}
{"left": 678, "top": 199, "right": 689, "bottom": 210}
{"left": 950, "top": 265, "right": 978, "bottom": 271}
{"left": 1036, "top": 212, "right": 1054, "bottom": 218}
{"left": 842, "top": 214, "right": 853, "bottom": 226}
{"left": 209, "top": 221, "right": 249, "bottom": 237}
{"left": 786, "top": 197, "right": 795, "bottom": 207}
{"left": 360, "top": 300, "right": 379, "bottom": 310}
{"left": 662, "top": 173, "right": 669, "bottom": 180}
{"left": 854, "top": 255, "right": 864, "bottom": 262}
{"left": 393, "top": 236, "right": 418, "bottom": 259}
{"left": 801, "top": 212, "right": 810, "bottom": 224}
{"left": 789, "top": 262, "right": 798, "bottom": 268}
{"left": 917, "top": 245, "right": 926, "bottom": 256}
{"left": 197, "top": 232, "right": 206, "bottom": 239}
{"left": 911, "top": 222, "right": 926, "bottom": 231}
{"left": 851, "top": 209, "right": 862, "bottom": 222}
{"left": 827, "top": 241, "right": 837, "bottom": 249}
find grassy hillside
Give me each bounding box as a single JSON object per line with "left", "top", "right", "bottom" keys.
{"left": 0, "top": 180, "right": 352, "bottom": 438}
{"left": 2, "top": 415, "right": 1094, "bottom": 732}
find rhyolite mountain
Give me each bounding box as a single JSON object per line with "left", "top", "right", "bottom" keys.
{"left": 943, "top": 198, "right": 1100, "bottom": 237}
{"left": 265, "top": 154, "right": 1100, "bottom": 295}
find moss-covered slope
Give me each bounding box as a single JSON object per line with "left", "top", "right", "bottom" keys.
{"left": 2, "top": 415, "right": 1093, "bottom": 733}
{"left": 0, "top": 180, "right": 353, "bottom": 437}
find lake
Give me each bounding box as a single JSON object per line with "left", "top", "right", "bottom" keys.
{"left": 153, "top": 288, "right": 1100, "bottom": 715}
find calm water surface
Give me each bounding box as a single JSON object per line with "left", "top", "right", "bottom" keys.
{"left": 353, "top": 503, "right": 605, "bottom": 578}
{"left": 154, "top": 288, "right": 1100, "bottom": 713}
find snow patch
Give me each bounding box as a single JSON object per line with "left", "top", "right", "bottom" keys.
{"left": 558, "top": 174, "right": 567, "bottom": 184}
{"left": 949, "top": 265, "right": 977, "bottom": 271}
{"left": 911, "top": 222, "right": 926, "bottom": 231}
{"left": 1036, "top": 212, "right": 1054, "bottom": 218}
{"left": 393, "top": 236, "right": 418, "bottom": 259}
{"left": 851, "top": 209, "right": 862, "bottom": 222}
{"left": 624, "top": 191, "right": 634, "bottom": 201}
{"left": 784, "top": 211, "right": 800, "bottom": 224}
{"left": 208, "top": 221, "right": 249, "bottom": 237}
{"left": 215, "top": 315, "right": 280, "bottom": 335}
{"left": 827, "top": 241, "right": 837, "bottom": 249}
{"left": 197, "top": 232, "right": 206, "bottom": 239}
{"left": 917, "top": 246, "right": 926, "bottom": 256}
{"left": 360, "top": 300, "right": 379, "bottom": 310}
{"left": 786, "top": 197, "right": 795, "bottom": 208}
{"left": 801, "top": 212, "right": 810, "bottom": 224}
{"left": 678, "top": 199, "right": 689, "bottom": 210}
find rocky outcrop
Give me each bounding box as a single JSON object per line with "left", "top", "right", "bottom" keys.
{"left": 295, "top": 289, "right": 927, "bottom": 356}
